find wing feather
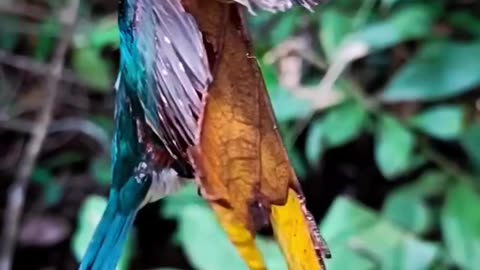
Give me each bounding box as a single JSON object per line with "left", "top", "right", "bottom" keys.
{"left": 119, "top": 0, "right": 212, "bottom": 160}
{"left": 235, "top": 0, "right": 322, "bottom": 13}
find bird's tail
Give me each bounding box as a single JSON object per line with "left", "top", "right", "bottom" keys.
{"left": 79, "top": 197, "right": 136, "bottom": 270}
{"left": 270, "top": 188, "right": 330, "bottom": 270}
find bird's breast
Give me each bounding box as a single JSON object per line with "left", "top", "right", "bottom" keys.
{"left": 141, "top": 168, "right": 191, "bottom": 207}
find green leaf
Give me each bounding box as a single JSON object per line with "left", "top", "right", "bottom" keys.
{"left": 34, "top": 19, "right": 59, "bottom": 61}
{"left": 381, "top": 0, "right": 401, "bottom": 9}
{"left": 90, "top": 157, "right": 111, "bottom": 186}
{"left": 161, "top": 183, "right": 204, "bottom": 219}
{"left": 320, "top": 197, "right": 378, "bottom": 245}
{"left": 354, "top": 221, "right": 440, "bottom": 270}
{"left": 89, "top": 18, "right": 120, "bottom": 49}
{"left": 410, "top": 105, "right": 465, "bottom": 140}
{"left": 269, "top": 89, "right": 312, "bottom": 122}
{"left": 448, "top": 11, "right": 480, "bottom": 37}
{"left": 461, "top": 123, "right": 480, "bottom": 175}
{"left": 287, "top": 145, "right": 308, "bottom": 179}
{"left": 321, "top": 197, "right": 440, "bottom": 270}
{"left": 305, "top": 119, "right": 325, "bottom": 166}
{"left": 374, "top": 116, "right": 415, "bottom": 178}
{"left": 347, "top": 4, "right": 437, "bottom": 51}
{"left": 256, "top": 238, "right": 288, "bottom": 270}
{"left": 441, "top": 181, "right": 480, "bottom": 270}
{"left": 72, "top": 47, "right": 113, "bottom": 91}
{"left": 320, "top": 197, "right": 377, "bottom": 270}
{"left": 382, "top": 193, "right": 432, "bottom": 234}
{"left": 72, "top": 196, "right": 133, "bottom": 270}
{"left": 270, "top": 11, "right": 299, "bottom": 45}
{"left": 396, "top": 170, "right": 448, "bottom": 198}
{"left": 319, "top": 8, "right": 353, "bottom": 61}
{"left": 90, "top": 114, "right": 114, "bottom": 135}
{"left": 382, "top": 42, "right": 480, "bottom": 102}
{"left": 42, "top": 151, "right": 84, "bottom": 168}
{"left": 0, "top": 16, "right": 20, "bottom": 50}
{"left": 261, "top": 62, "right": 313, "bottom": 123}
{"left": 322, "top": 101, "right": 367, "bottom": 148}
{"left": 177, "top": 204, "right": 286, "bottom": 270}
{"left": 43, "top": 181, "right": 63, "bottom": 207}
{"left": 31, "top": 167, "right": 54, "bottom": 185}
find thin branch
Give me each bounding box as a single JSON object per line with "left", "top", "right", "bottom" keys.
{"left": 0, "top": 118, "right": 110, "bottom": 152}
{"left": 0, "top": 2, "right": 50, "bottom": 21}
{"left": 0, "top": 0, "right": 80, "bottom": 269}
{"left": 0, "top": 50, "right": 92, "bottom": 88}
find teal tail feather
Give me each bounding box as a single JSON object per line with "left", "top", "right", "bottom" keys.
{"left": 79, "top": 197, "right": 136, "bottom": 270}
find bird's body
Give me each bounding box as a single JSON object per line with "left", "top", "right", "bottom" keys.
{"left": 79, "top": 0, "right": 327, "bottom": 269}
{"left": 79, "top": 1, "right": 210, "bottom": 269}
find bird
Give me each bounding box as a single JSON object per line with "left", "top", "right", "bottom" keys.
{"left": 78, "top": 0, "right": 325, "bottom": 269}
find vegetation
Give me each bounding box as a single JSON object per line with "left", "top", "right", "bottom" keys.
{"left": 0, "top": 0, "right": 479, "bottom": 269}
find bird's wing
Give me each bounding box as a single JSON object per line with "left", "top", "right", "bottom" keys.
{"left": 120, "top": 0, "right": 212, "bottom": 161}
{"left": 234, "top": 0, "right": 322, "bottom": 13}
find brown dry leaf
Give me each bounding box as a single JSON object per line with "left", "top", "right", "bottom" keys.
{"left": 185, "top": 1, "right": 329, "bottom": 269}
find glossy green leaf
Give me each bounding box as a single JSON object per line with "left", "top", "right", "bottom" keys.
{"left": 72, "top": 196, "right": 133, "bottom": 270}
{"left": 286, "top": 145, "right": 308, "bottom": 179}
{"left": 319, "top": 8, "right": 353, "bottom": 61}
{"left": 382, "top": 193, "right": 432, "bottom": 234}
{"left": 381, "top": 0, "right": 401, "bottom": 9}
{"left": 322, "top": 101, "right": 367, "bottom": 148}
{"left": 72, "top": 47, "right": 113, "bottom": 91}
{"left": 321, "top": 197, "right": 378, "bottom": 245}
{"left": 375, "top": 116, "right": 415, "bottom": 178}
{"left": 271, "top": 11, "right": 299, "bottom": 45}
{"left": 90, "top": 157, "right": 111, "bottom": 186}
{"left": 269, "top": 89, "right": 312, "bottom": 122}
{"left": 354, "top": 221, "right": 440, "bottom": 270}
{"left": 89, "top": 18, "right": 120, "bottom": 49}
{"left": 34, "top": 19, "right": 59, "bottom": 61}
{"left": 262, "top": 61, "right": 313, "bottom": 123}
{"left": 90, "top": 114, "right": 115, "bottom": 135}
{"left": 320, "top": 197, "right": 377, "bottom": 270}
{"left": 461, "top": 122, "right": 480, "bottom": 175}
{"left": 42, "top": 151, "right": 84, "bottom": 168}
{"left": 410, "top": 105, "right": 465, "bottom": 140}
{"left": 396, "top": 170, "right": 448, "bottom": 198}
{"left": 321, "top": 197, "right": 440, "bottom": 270}
{"left": 0, "top": 16, "right": 20, "bottom": 50}
{"left": 31, "top": 167, "right": 54, "bottom": 185}
{"left": 347, "top": 4, "right": 437, "bottom": 51}
{"left": 256, "top": 238, "right": 288, "bottom": 270}
{"left": 162, "top": 183, "right": 204, "bottom": 219}
{"left": 383, "top": 42, "right": 480, "bottom": 102}
{"left": 448, "top": 11, "right": 480, "bottom": 37}
{"left": 43, "top": 181, "right": 63, "bottom": 207}
{"left": 177, "top": 204, "right": 286, "bottom": 270}
{"left": 441, "top": 181, "right": 480, "bottom": 270}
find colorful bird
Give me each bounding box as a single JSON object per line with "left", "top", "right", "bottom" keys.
{"left": 79, "top": 0, "right": 328, "bottom": 270}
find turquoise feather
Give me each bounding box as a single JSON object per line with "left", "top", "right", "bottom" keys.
{"left": 78, "top": 0, "right": 211, "bottom": 269}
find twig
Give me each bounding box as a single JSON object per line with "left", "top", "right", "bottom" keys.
{"left": 0, "top": 0, "right": 80, "bottom": 269}
{"left": 0, "top": 50, "right": 92, "bottom": 88}
{"left": 264, "top": 37, "right": 343, "bottom": 111}
{"left": 0, "top": 2, "right": 50, "bottom": 21}
{"left": 0, "top": 118, "right": 110, "bottom": 152}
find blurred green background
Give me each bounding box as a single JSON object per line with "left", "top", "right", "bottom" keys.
{"left": 0, "top": 0, "right": 479, "bottom": 270}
